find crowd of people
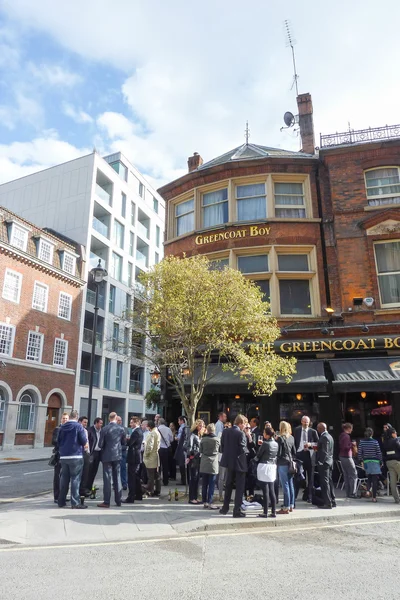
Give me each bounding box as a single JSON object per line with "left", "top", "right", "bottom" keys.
{"left": 51, "top": 410, "right": 400, "bottom": 516}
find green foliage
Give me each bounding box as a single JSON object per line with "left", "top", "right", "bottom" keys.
{"left": 134, "top": 254, "right": 296, "bottom": 423}
{"left": 145, "top": 387, "right": 161, "bottom": 409}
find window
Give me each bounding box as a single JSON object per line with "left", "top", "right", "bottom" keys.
{"left": 10, "top": 223, "right": 28, "bottom": 251}
{"left": 111, "top": 161, "right": 128, "bottom": 181}
{"left": 365, "top": 168, "right": 400, "bottom": 206}
{"left": 58, "top": 292, "right": 72, "bottom": 320}
{"left": 121, "top": 193, "right": 127, "bottom": 218}
{"left": 153, "top": 197, "right": 159, "bottom": 213}
{"left": 374, "top": 241, "right": 400, "bottom": 306}
{"left": 175, "top": 199, "right": 194, "bottom": 236}
{"left": 202, "top": 188, "right": 228, "bottom": 228}
{"left": 26, "top": 331, "right": 44, "bottom": 362}
{"left": 109, "top": 284, "right": 116, "bottom": 313}
{"left": 236, "top": 183, "right": 266, "bottom": 221}
{"left": 62, "top": 252, "right": 76, "bottom": 276}
{"left": 279, "top": 280, "right": 311, "bottom": 315}
{"left": 2, "top": 269, "right": 22, "bottom": 303}
{"left": 209, "top": 257, "right": 229, "bottom": 271}
{"left": 32, "top": 282, "right": 49, "bottom": 312}
{"left": 129, "top": 232, "right": 134, "bottom": 257}
{"left": 278, "top": 254, "right": 309, "bottom": 271}
{"left": 53, "top": 338, "right": 68, "bottom": 368}
{"left": 128, "top": 262, "right": 133, "bottom": 287}
{"left": 139, "top": 182, "right": 144, "bottom": 197}
{"left": 238, "top": 254, "right": 269, "bottom": 274}
{"left": 274, "top": 182, "right": 306, "bottom": 218}
{"left": 125, "top": 293, "right": 131, "bottom": 314}
{"left": 113, "top": 220, "right": 124, "bottom": 249}
{"left": 17, "top": 393, "right": 35, "bottom": 431}
{"left": 0, "top": 323, "right": 15, "bottom": 357}
{"left": 155, "top": 252, "right": 159, "bottom": 264}
{"left": 255, "top": 280, "right": 270, "bottom": 302}
{"left": 130, "top": 201, "right": 136, "bottom": 226}
{"left": 124, "top": 328, "right": 130, "bottom": 355}
{"left": 116, "top": 361, "right": 123, "bottom": 391}
{"left": 112, "top": 323, "right": 120, "bottom": 352}
{"left": 111, "top": 252, "right": 123, "bottom": 281}
{"left": 156, "top": 225, "right": 161, "bottom": 247}
{"left": 104, "top": 358, "right": 111, "bottom": 389}
{"left": 0, "top": 390, "right": 5, "bottom": 431}
{"left": 38, "top": 239, "right": 54, "bottom": 264}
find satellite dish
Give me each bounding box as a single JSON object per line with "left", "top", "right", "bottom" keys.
{"left": 283, "top": 111, "right": 295, "bottom": 127}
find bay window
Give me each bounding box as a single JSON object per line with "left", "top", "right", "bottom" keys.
{"left": 202, "top": 188, "right": 228, "bottom": 228}
{"left": 175, "top": 198, "right": 194, "bottom": 236}
{"left": 274, "top": 182, "right": 306, "bottom": 218}
{"left": 236, "top": 183, "right": 266, "bottom": 221}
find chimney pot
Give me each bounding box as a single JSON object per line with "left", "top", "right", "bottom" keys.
{"left": 297, "top": 93, "right": 315, "bottom": 154}
{"left": 188, "top": 152, "right": 203, "bottom": 173}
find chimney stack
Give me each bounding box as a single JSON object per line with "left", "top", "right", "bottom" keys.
{"left": 297, "top": 93, "right": 315, "bottom": 154}
{"left": 188, "top": 152, "right": 203, "bottom": 173}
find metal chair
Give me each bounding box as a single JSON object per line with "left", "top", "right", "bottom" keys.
{"left": 335, "top": 460, "right": 344, "bottom": 489}
{"left": 355, "top": 465, "right": 368, "bottom": 496}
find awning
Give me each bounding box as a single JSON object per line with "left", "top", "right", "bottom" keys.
{"left": 184, "top": 360, "right": 327, "bottom": 393}
{"left": 330, "top": 357, "right": 400, "bottom": 391}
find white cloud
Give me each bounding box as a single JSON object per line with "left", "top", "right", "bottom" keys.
{"left": 62, "top": 102, "right": 93, "bottom": 124}
{"left": 0, "top": 133, "right": 90, "bottom": 183}
{"left": 0, "top": 92, "right": 44, "bottom": 130}
{"left": 28, "top": 63, "right": 82, "bottom": 87}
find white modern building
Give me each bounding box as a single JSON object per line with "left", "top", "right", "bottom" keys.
{"left": 0, "top": 151, "right": 165, "bottom": 423}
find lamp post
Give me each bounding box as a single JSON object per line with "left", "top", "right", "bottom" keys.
{"left": 87, "top": 260, "right": 107, "bottom": 426}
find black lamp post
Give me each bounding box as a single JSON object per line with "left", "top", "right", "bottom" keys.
{"left": 87, "top": 260, "right": 107, "bottom": 426}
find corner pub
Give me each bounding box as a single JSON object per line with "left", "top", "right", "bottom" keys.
{"left": 158, "top": 92, "right": 400, "bottom": 438}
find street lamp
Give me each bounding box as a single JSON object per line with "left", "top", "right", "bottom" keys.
{"left": 87, "top": 259, "right": 107, "bottom": 426}
{"left": 150, "top": 368, "right": 161, "bottom": 386}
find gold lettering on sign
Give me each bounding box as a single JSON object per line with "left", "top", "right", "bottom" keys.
{"left": 195, "top": 225, "right": 271, "bottom": 245}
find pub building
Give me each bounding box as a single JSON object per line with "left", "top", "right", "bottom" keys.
{"left": 158, "top": 92, "right": 400, "bottom": 437}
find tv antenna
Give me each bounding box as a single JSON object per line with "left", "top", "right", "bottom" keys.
{"left": 285, "top": 20, "right": 299, "bottom": 97}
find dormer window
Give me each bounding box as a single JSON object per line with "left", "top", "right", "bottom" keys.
{"left": 37, "top": 238, "right": 54, "bottom": 265}
{"left": 61, "top": 251, "right": 76, "bottom": 276}
{"left": 365, "top": 167, "right": 400, "bottom": 206}
{"left": 9, "top": 222, "right": 29, "bottom": 251}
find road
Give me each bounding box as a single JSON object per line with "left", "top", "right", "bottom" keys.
{"left": 0, "top": 460, "right": 53, "bottom": 499}
{"left": 1, "top": 520, "right": 399, "bottom": 599}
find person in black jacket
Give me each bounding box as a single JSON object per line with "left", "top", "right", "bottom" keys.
{"left": 276, "top": 421, "right": 296, "bottom": 514}
{"left": 255, "top": 426, "right": 279, "bottom": 518}
{"left": 219, "top": 414, "right": 249, "bottom": 518}
{"left": 384, "top": 428, "right": 400, "bottom": 504}
{"left": 244, "top": 421, "right": 257, "bottom": 498}
{"left": 52, "top": 412, "right": 69, "bottom": 503}
{"left": 294, "top": 415, "right": 319, "bottom": 502}
{"left": 86, "top": 417, "right": 103, "bottom": 492}
{"left": 123, "top": 416, "right": 144, "bottom": 503}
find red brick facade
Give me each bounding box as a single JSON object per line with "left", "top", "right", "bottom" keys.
{"left": 0, "top": 207, "right": 84, "bottom": 449}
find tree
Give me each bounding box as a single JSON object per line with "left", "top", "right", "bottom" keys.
{"left": 132, "top": 254, "right": 296, "bottom": 425}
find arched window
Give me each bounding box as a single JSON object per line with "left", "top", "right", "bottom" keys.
{"left": 17, "top": 392, "right": 36, "bottom": 431}
{"left": 0, "top": 390, "right": 5, "bottom": 430}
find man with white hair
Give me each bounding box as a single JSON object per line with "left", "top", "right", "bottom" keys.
{"left": 294, "top": 415, "right": 319, "bottom": 502}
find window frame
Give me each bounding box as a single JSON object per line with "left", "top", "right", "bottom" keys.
{"left": 26, "top": 331, "right": 44, "bottom": 363}
{"left": 37, "top": 238, "right": 55, "bottom": 265}
{"left": 364, "top": 167, "right": 400, "bottom": 207}
{"left": 110, "top": 251, "right": 123, "bottom": 282}
{"left": 0, "top": 390, "right": 5, "bottom": 431}
{"left": 2, "top": 268, "right": 23, "bottom": 304}
{"left": 201, "top": 187, "right": 229, "bottom": 229}
{"left": 10, "top": 222, "right": 29, "bottom": 251}
{"left": 235, "top": 181, "right": 267, "bottom": 222}
{"left": 16, "top": 393, "right": 36, "bottom": 431}
{"left": 175, "top": 197, "right": 195, "bottom": 237}
{"left": 58, "top": 292, "right": 72, "bottom": 321}
{"left": 32, "top": 281, "right": 49, "bottom": 313}
{"left": 53, "top": 338, "right": 68, "bottom": 368}
{"left": 62, "top": 252, "right": 76, "bottom": 276}
{"left": 0, "top": 322, "right": 16, "bottom": 357}
{"left": 273, "top": 180, "right": 306, "bottom": 219}
{"left": 113, "top": 219, "right": 125, "bottom": 249}
{"left": 373, "top": 239, "right": 400, "bottom": 308}
{"left": 130, "top": 201, "right": 136, "bottom": 226}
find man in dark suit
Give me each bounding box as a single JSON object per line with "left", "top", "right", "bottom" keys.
{"left": 249, "top": 417, "right": 261, "bottom": 446}
{"left": 86, "top": 417, "right": 103, "bottom": 492}
{"left": 294, "top": 415, "right": 319, "bottom": 502}
{"left": 97, "top": 412, "right": 126, "bottom": 508}
{"left": 219, "top": 414, "right": 248, "bottom": 518}
{"left": 316, "top": 422, "right": 336, "bottom": 509}
{"left": 123, "top": 416, "right": 144, "bottom": 503}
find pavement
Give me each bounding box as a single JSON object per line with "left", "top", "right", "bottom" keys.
{"left": 0, "top": 447, "right": 50, "bottom": 464}
{"left": 0, "top": 483, "right": 399, "bottom": 547}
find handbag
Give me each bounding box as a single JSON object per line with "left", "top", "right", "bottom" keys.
{"left": 48, "top": 451, "right": 59, "bottom": 467}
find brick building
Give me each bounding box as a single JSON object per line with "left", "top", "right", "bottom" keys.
{"left": 0, "top": 207, "right": 84, "bottom": 450}
{"left": 158, "top": 94, "right": 400, "bottom": 436}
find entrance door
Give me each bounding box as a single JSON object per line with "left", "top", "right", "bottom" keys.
{"left": 44, "top": 393, "right": 62, "bottom": 446}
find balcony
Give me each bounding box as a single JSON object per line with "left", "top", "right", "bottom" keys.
{"left": 92, "top": 216, "right": 109, "bottom": 238}
{"left": 136, "top": 221, "right": 149, "bottom": 239}
{"left": 80, "top": 369, "right": 100, "bottom": 387}
{"left": 320, "top": 124, "right": 400, "bottom": 149}
{"left": 95, "top": 183, "right": 111, "bottom": 206}
{"left": 86, "top": 288, "right": 105, "bottom": 310}
{"left": 129, "top": 379, "right": 143, "bottom": 395}
{"left": 136, "top": 249, "right": 148, "bottom": 268}
{"left": 83, "top": 328, "right": 103, "bottom": 349}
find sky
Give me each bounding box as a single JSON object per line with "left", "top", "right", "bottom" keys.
{"left": 0, "top": 0, "right": 400, "bottom": 190}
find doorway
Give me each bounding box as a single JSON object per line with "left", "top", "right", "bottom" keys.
{"left": 45, "top": 394, "right": 62, "bottom": 446}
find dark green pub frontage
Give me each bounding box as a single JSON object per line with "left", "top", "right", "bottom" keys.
{"left": 165, "top": 334, "right": 400, "bottom": 438}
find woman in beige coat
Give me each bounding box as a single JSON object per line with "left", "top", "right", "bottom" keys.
{"left": 144, "top": 420, "right": 161, "bottom": 496}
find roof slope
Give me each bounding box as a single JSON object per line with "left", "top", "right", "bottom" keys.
{"left": 197, "top": 142, "right": 314, "bottom": 170}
